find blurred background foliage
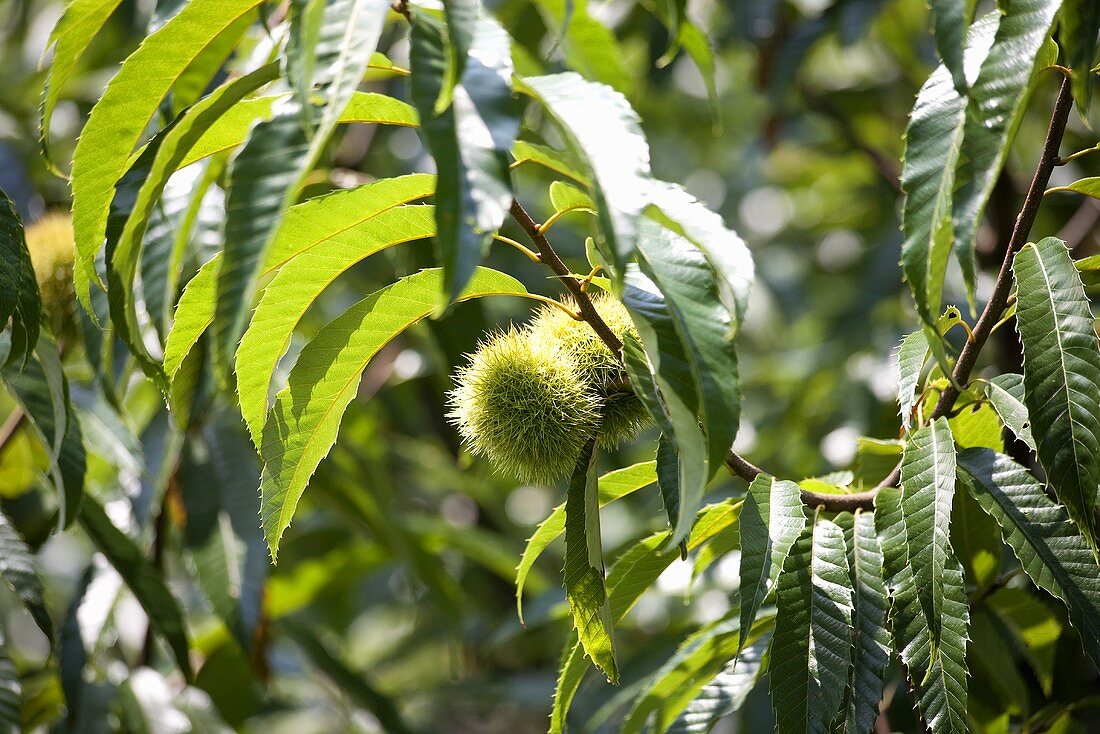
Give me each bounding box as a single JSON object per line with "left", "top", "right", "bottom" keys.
{"left": 1, "top": 0, "right": 1099, "bottom": 731}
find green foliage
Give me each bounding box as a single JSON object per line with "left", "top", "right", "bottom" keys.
{"left": 6, "top": 0, "right": 1100, "bottom": 730}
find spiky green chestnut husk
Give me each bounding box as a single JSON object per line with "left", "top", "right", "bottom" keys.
{"left": 529, "top": 293, "right": 653, "bottom": 448}
{"left": 449, "top": 329, "right": 600, "bottom": 484}
{"left": 24, "top": 213, "right": 76, "bottom": 340}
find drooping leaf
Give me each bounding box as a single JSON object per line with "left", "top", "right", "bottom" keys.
{"left": 0, "top": 627, "right": 19, "bottom": 734}
{"left": 0, "top": 512, "right": 53, "bottom": 641}
{"left": 510, "top": 140, "right": 589, "bottom": 184}
{"left": 70, "top": 0, "right": 265, "bottom": 312}
{"left": 40, "top": 0, "right": 125, "bottom": 173}
{"left": 1060, "top": 0, "right": 1100, "bottom": 112}
{"left": 985, "top": 373, "right": 1036, "bottom": 452}
{"left": 409, "top": 11, "right": 519, "bottom": 306}
{"left": 665, "top": 632, "right": 770, "bottom": 734}
{"left": 236, "top": 204, "right": 436, "bottom": 443}
{"left": 899, "top": 417, "right": 957, "bottom": 649}
{"left": 104, "top": 64, "right": 278, "bottom": 377}
{"left": 769, "top": 515, "right": 854, "bottom": 734}
{"left": 646, "top": 180, "right": 755, "bottom": 327}
{"left": 928, "top": 0, "right": 970, "bottom": 94}
{"left": 0, "top": 190, "right": 41, "bottom": 369}
{"left": 214, "top": 0, "right": 390, "bottom": 369}
{"left": 514, "top": 460, "right": 656, "bottom": 623}
{"left": 1013, "top": 236, "right": 1100, "bottom": 550}
{"left": 623, "top": 221, "right": 741, "bottom": 545}
{"left": 899, "top": 13, "right": 996, "bottom": 325}
{"left": 532, "top": 0, "right": 633, "bottom": 95}
{"left": 259, "top": 267, "right": 526, "bottom": 560}
{"left": 622, "top": 612, "right": 774, "bottom": 734}
{"left": 519, "top": 72, "right": 651, "bottom": 278}
{"left": 2, "top": 338, "right": 85, "bottom": 528}
{"left": 837, "top": 510, "right": 890, "bottom": 734}
{"left": 738, "top": 474, "right": 805, "bottom": 655}
{"left": 958, "top": 448, "right": 1100, "bottom": 670}
{"left": 896, "top": 329, "right": 928, "bottom": 430}
{"left": 78, "top": 497, "right": 192, "bottom": 680}
{"left": 952, "top": 0, "right": 1063, "bottom": 298}
{"left": 655, "top": 434, "right": 682, "bottom": 537}
{"left": 562, "top": 438, "right": 617, "bottom": 683}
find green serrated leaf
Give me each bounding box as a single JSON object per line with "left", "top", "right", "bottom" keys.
{"left": 929, "top": 0, "right": 971, "bottom": 94}
{"left": 514, "top": 460, "right": 656, "bottom": 623}
{"left": 0, "top": 190, "right": 41, "bottom": 370}
{"left": 70, "top": 0, "right": 265, "bottom": 313}
{"left": 770, "top": 515, "right": 854, "bottom": 734}
{"left": 0, "top": 512, "right": 53, "bottom": 641}
{"left": 519, "top": 72, "right": 651, "bottom": 279}
{"left": 410, "top": 11, "right": 518, "bottom": 306}
{"left": 837, "top": 510, "right": 890, "bottom": 734}
{"left": 900, "top": 417, "right": 957, "bottom": 649}
{"left": 738, "top": 474, "right": 805, "bottom": 656}
{"left": 548, "top": 180, "right": 595, "bottom": 214}
{"left": 1013, "top": 236, "right": 1100, "bottom": 550}
{"left": 510, "top": 140, "right": 590, "bottom": 185}
{"left": 1051, "top": 176, "right": 1100, "bottom": 199}
{"left": 986, "top": 373, "right": 1036, "bottom": 452}
{"left": 896, "top": 329, "right": 929, "bottom": 430}
{"left": 533, "top": 0, "right": 633, "bottom": 95}
{"left": 562, "top": 438, "right": 618, "bottom": 683}
{"left": 666, "top": 631, "right": 770, "bottom": 734}
{"left": 40, "top": 0, "right": 125, "bottom": 173}
{"left": 236, "top": 204, "right": 436, "bottom": 443}
{"left": 952, "top": 0, "right": 1063, "bottom": 300}
{"left": 259, "top": 267, "right": 526, "bottom": 561}
{"left": 958, "top": 448, "right": 1100, "bottom": 670}
{"left": 900, "top": 14, "right": 997, "bottom": 325}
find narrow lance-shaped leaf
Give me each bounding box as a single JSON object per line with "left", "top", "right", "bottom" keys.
{"left": 70, "top": 0, "right": 265, "bottom": 312}
{"left": 837, "top": 510, "right": 890, "bottom": 734}
{"left": 738, "top": 474, "right": 805, "bottom": 654}
{"left": 769, "top": 514, "right": 854, "bottom": 734}
{"left": 260, "top": 267, "right": 527, "bottom": 560}
{"left": 104, "top": 64, "right": 279, "bottom": 377}
{"left": 1013, "top": 236, "right": 1100, "bottom": 550}
{"left": 928, "top": 0, "right": 970, "bottom": 94}
{"left": 514, "top": 460, "right": 656, "bottom": 623}
{"left": 896, "top": 329, "right": 928, "bottom": 430}
{"left": 0, "top": 512, "right": 53, "bottom": 641}
{"left": 563, "top": 438, "right": 618, "bottom": 683}
{"left": 40, "top": 0, "right": 124, "bottom": 173}
{"left": 666, "top": 632, "right": 770, "bottom": 734}
{"left": 0, "top": 625, "right": 19, "bottom": 734}
{"left": 409, "top": 11, "right": 519, "bottom": 306}
{"left": 236, "top": 204, "right": 437, "bottom": 443}
{"left": 625, "top": 220, "right": 741, "bottom": 545}
{"left": 78, "top": 497, "right": 192, "bottom": 680}
{"left": 1061, "top": 0, "right": 1100, "bottom": 112}
{"left": 518, "top": 72, "right": 651, "bottom": 279}
{"left": 0, "top": 190, "right": 40, "bottom": 369}
{"left": 985, "top": 373, "right": 1036, "bottom": 452}
{"left": 958, "top": 448, "right": 1100, "bottom": 670}
{"left": 952, "top": 0, "right": 1063, "bottom": 298}
{"left": 900, "top": 417, "right": 957, "bottom": 649}
{"left": 899, "top": 13, "right": 997, "bottom": 325}
{"left": 213, "top": 0, "right": 390, "bottom": 369}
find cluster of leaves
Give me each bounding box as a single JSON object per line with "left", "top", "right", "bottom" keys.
{"left": 2, "top": 0, "right": 1100, "bottom": 732}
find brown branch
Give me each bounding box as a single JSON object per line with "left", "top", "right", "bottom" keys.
{"left": 863, "top": 76, "right": 1077, "bottom": 502}
{"left": 0, "top": 408, "right": 26, "bottom": 459}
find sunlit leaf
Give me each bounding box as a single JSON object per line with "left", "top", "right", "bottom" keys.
{"left": 0, "top": 190, "right": 41, "bottom": 369}
{"left": 985, "top": 373, "right": 1036, "bottom": 452}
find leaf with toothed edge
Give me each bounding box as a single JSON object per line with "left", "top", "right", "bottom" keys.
{"left": 562, "top": 438, "right": 618, "bottom": 683}
{"left": 1013, "top": 236, "right": 1100, "bottom": 551}
{"left": 70, "top": 0, "right": 266, "bottom": 314}
{"left": 514, "top": 460, "right": 656, "bottom": 624}
{"left": 409, "top": 10, "right": 519, "bottom": 306}
{"left": 259, "top": 267, "right": 527, "bottom": 561}
{"left": 0, "top": 512, "right": 54, "bottom": 641}
{"left": 985, "top": 373, "right": 1036, "bottom": 452}
{"left": 738, "top": 474, "right": 805, "bottom": 657}
{"left": 896, "top": 329, "right": 928, "bottom": 430}
{"left": 769, "top": 514, "right": 854, "bottom": 734}
{"left": 958, "top": 448, "right": 1100, "bottom": 670}
{"left": 0, "top": 190, "right": 40, "bottom": 370}
{"left": 518, "top": 72, "right": 651, "bottom": 279}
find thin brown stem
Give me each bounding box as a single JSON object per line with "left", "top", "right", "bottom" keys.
{"left": 864, "top": 76, "right": 1076, "bottom": 502}
{"left": 0, "top": 408, "right": 26, "bottom": 459}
